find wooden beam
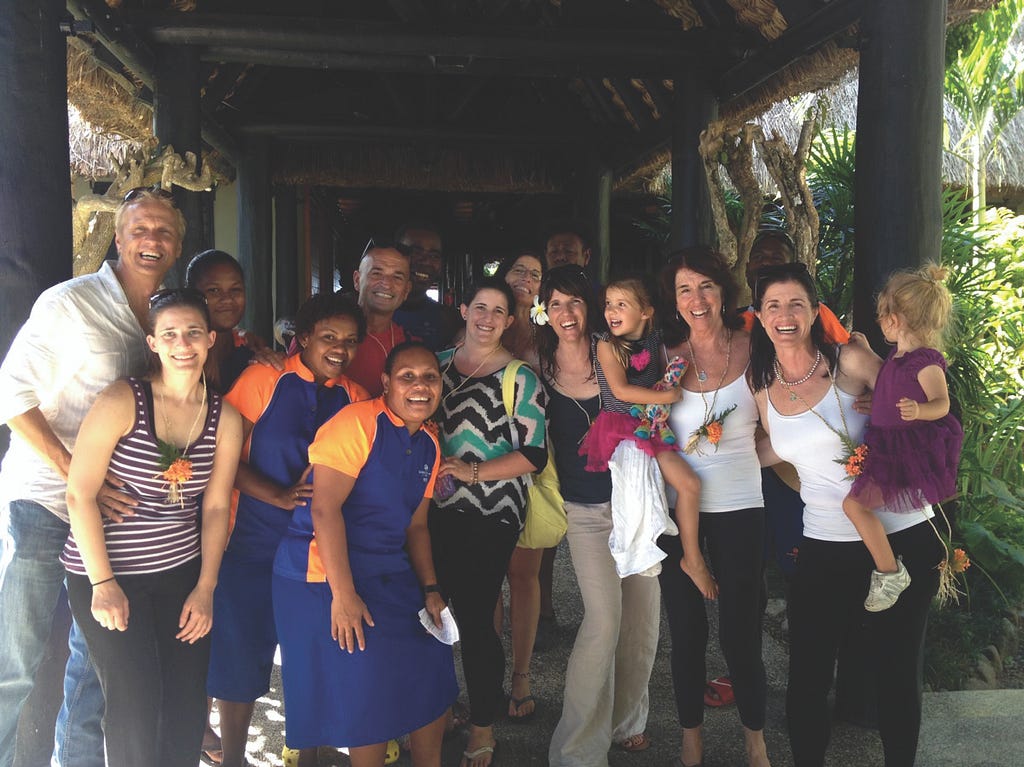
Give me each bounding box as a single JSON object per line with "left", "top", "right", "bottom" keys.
{"left": 447, "top": 76, "right": 488, "bottom": 121}
{"left": 717, "top": 0, "right": 862, "bottom": 101}
{"left": 671, "top": 69, "right": 717, "bottom": 249}
{"left": 610, "top": 77, "right": 654, "bottom": 133}
{"left": 238, "top": 136, "right": 273, "bottom": 339}
{"left": 67, "top": 0, "right": 158, "bottom": 88}
{"left": 137, "top": 12, "right": 717, "bottom": 66}
{"left": 238, "top": 121, "right": 584, "bottom": 145}
{"left": 198, "top": 46, "right": 704, "bottom": 78}
{"left": 853, "top": 0, "right": 944, "bottom": 346}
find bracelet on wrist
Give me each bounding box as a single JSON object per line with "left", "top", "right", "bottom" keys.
{"left": 91, "top": 576, "right": 116, "bottom": 587}
{"left": 423, "top": 584, "right": 441, "bottom": 594}
{"left": 471, "top": 461, "right": 480, "bottom": 485}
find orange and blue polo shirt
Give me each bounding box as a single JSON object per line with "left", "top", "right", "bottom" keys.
{"left": 224, "top": 354, "right": 368, "bottom": 562}
{"left": 273, "top": 397, "right": 440, "bottom": 583}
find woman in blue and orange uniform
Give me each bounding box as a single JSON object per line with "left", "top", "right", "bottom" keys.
{"left": 207, "top": 293, "right": 369, "bottom": 767}
{"left": 273, "top": 341, "right": 458, "bottom": 767}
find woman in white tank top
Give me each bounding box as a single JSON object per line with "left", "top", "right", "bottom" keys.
{"left": 750, "top": 263, "right": 943, "bottom": 767}
{"left": 659, "top": 248, "right": 770, "bottom": 767}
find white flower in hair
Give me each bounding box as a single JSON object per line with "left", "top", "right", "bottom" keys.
{"left": 530, "top": 296, "right": 549, "bottom": 326}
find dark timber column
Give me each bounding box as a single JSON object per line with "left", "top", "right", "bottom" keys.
{"left": 238, "top": 137, "right": 273, "bottom": 340}
{"left": 581, "top": 160, "right": 612, "bottom": 283}
{"left": 154, "top": 44, "right": 205, "bottom": 281}
{"left": 1, "top": 3, "right": 73, "bottom": 757}
{"left": 0, "top": 0, "right": 72, "bottom": 361}
{"left": 671, "top": 69, "right": 717, "bottom": 250}
{"left": 274, "top": 185, "right": 299, "bottom": 326}
{"left": 854, "top": 0, "right": 945, "bottom": 346}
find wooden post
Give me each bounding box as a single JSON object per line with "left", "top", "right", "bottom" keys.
{"left": 580, "top": 160, "right": 612, "bottom": 283}
{"left": 274, "top": 185, "right": 300, "bottom": 323}
{"left": 0, "top": 1, "right": 73, "bottom": 756}
{"left": 0, "top": 0, "right": 72, "bottom": 361}
{"left": 154, "top": 44, "right": 207, "bottom": 282}
{"left": 238, "top": 137, "right": 273, "bottom": 340}
{"left": 671, "top": 69, "right": 718, "bottom": 251}
{"left": 854, "top": 0, "right": 945, "bottom": 346}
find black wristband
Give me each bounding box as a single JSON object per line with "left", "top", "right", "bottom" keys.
{"left": 423, "top": 584, "right": 441, "bottom": 594}
{"left": 91, "top": 576, "right": 116, "bottom": 587}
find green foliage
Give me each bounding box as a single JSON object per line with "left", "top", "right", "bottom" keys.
{"left": 944, "top": 0, "right": 1024, "bottom": 218}
{"left": 805, "top": 125, "right": 856, "bottom": 319}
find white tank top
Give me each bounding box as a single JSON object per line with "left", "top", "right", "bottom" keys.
{"left": 667, "top": 371, "right": 763, "bottom": 513}
{"left": 766, "top": 381, "right": 931, "bottom": 541}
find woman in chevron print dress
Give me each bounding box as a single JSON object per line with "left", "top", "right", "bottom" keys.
{"left": 429, "top": 277, "right": 548, "bottom": 767}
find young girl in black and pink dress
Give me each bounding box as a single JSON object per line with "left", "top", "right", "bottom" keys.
{"left": 579, "top": 276, "right": 716, "bottom": 597}
{"left": 843, "top": 264, "right": 963, "bottom": 612}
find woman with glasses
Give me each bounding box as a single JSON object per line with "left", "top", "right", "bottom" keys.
{"left": 658, "top": 248, "right": 770, "bottom": 767}
{"left": 492, "top": 251, "right": 546, "bottom": 722}
{"left": 540, "top": 265, "right": 661, "bottom": 766}
{"left": 430, "top": 278, "right": 547, "bottom": 767}
{"left": 62, "top": 288, "right": 242, "bottom": 767}
{"left": 749, "top": 263, "right": 942, "bottom": 767}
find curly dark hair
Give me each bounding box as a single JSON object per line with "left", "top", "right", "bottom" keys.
{"left": 659, "top": 247, "right": 744, "bottom": 346}
{"left": 294, "top": 292, "right": 367, "bottom": 343}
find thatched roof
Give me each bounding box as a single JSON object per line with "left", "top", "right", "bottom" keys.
{"left": 750, "top": 67, "right": 1024, "bottom": 197}
{"left": 65, "top": 0, "right": 995, "bottom": 192}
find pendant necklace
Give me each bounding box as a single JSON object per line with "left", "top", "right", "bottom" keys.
{"left": 687, "top": 331, "right": 732, "bottom": 424}
{"left": 441, "top": 343, "right": 500, "bottom": 405}
{"left": 773, "top": 349, "right": 823, "bottom": 400}
{"left": 367, "top": 322, "right": 397, "bottom": 357}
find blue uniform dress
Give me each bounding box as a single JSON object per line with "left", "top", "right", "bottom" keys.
{"left": 207, "top": 355, "right": 367, "bottom": 701}
{"left": 273, "top": 398, "right": 458, "bottom": 749}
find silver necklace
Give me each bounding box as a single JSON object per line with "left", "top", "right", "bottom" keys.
{"left": 773, "top": 350, "right": 823, "bottom": 400}
{"left": 687, "top": 331, "right": 732, "bottom": 424}
{"left": 366, "top": 322, "right": 396, "bottom": 357}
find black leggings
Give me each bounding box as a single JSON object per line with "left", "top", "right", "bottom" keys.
{"left": 66, "top": 559, "right": 210, "bottom": 767}
{"left": 658, "top": 507, "right": 768, "bottom": 730}
{"left": 786, "top": 520, "right": 943, "bottom": 767}
{"left": 429, "top": 508, "right": 520, "bottom": 728}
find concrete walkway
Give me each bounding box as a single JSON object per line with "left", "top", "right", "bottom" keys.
{"left": 232, "top": 539, "right": 1023, "bottom": 767}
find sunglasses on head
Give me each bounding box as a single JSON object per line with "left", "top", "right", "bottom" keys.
{"left": 753, "top": 261, "right": 811, "bottom": 300}
{"left": 148, "top": 287, "right": 207, "bottom": 309}
{"left": 123, "top": 186, "right": 176, "bottom": 204}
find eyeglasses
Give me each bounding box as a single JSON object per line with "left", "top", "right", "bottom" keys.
{"left": 509, "top": 265, "right": 542, "bottom": 281}
{"left": 148, "top": 287, "right": 207, "bottom": 309}
{"left": 753, "top": 262, "right": 811, "bottom": 300}
{"left": 123, "top": 186, "right": 176, "bottom": 204}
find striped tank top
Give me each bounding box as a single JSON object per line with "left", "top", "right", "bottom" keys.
{"left": 62, "top": 377, "right": 222, "bottom": 576}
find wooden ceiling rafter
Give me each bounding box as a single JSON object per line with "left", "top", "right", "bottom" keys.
{"left": 132, "top": 12, "right": 723, "bottom": 69}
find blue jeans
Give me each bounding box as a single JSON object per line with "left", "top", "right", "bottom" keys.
{"left": 52, "top": 619, "right": 105, "bottom": 767}
{"left": 0, "top": 499, "right": 104, "bottom": 767}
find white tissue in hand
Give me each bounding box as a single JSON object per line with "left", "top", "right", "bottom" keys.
{"left": 418, "top": 606, "right": 459, "bottom": 645}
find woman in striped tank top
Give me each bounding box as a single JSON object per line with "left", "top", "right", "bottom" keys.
{"left": 64, "top": 288, "right": 242, "bottom": 767}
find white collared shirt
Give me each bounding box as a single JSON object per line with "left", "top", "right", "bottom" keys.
{"left": 0, "top": 261, "right": 151, "bottom": 521}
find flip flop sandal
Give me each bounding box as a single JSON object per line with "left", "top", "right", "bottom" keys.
{"left": 199, "top": 748, "right": 224, "bottom": 766}
{"left": 507, "top": 693, "right": 537, "bottom": 723}
{"left": 703, "top": 676, "right": 735, "bottom": 707}
{"left": 462, "top": 743, "right": 497, "bottom": 767}
{"left": 616, "top": 732, "right": 651, "bottom": 752}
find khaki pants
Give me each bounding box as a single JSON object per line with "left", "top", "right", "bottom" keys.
{"left": 548, "top": 501, "right": 661, "bottom": 767}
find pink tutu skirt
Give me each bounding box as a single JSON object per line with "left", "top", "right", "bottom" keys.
{"left": 578, "top": 410, "right": 676, "bottom": 473}
{"left": 849, "top": 415, "right": 963, "bottom": 513}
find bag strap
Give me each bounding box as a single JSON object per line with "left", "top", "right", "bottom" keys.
{"left": 502, "top": 360, "right": 525, "bottom": 448}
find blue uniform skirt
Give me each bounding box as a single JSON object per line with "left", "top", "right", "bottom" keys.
{"left": 272, "top": 568, "right": 458, "bottom": 749}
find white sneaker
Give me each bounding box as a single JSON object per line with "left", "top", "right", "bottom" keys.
{"left": 864, "top": 558, "right": 911, "bottom": 612}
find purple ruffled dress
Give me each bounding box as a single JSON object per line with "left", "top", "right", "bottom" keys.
{"left": 850, "top": 347, "right": 963, "bottom": 513}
